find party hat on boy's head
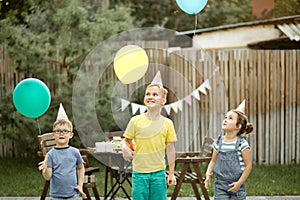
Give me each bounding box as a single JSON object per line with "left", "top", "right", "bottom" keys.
{"left": 151, "top": 71, "right": 163, "bottom": 87}
{"left": 56, "top": 103, "right": 69, "bottom": 121}
{"left": 236, "top": 99, "right": 246, "bottom": 114}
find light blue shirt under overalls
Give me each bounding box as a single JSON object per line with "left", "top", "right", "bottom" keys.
{"left": 213, "top": 136, "right": 247, "bottom": 200}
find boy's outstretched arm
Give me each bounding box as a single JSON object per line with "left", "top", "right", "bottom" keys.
{"left": 166, "top": 142, "right": 176, "bottom": 186}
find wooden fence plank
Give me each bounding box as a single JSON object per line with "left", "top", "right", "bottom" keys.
{"left": 290, "top": 50, "right": 296, "bottom": 162}
{"left": 279, "top": 51, "right": 285, "bottom": 164}
{"left": 284, "top": 51, "right": 290, "bottom": 163}
{"left": 275, "top": 50, "right": 281, "bottom": 164}
{"left": 296, "top": 50, "right": 300, "bottom": 164}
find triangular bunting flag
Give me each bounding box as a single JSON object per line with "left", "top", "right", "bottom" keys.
{"left": 121, "top": 98, "right": 130, "bottom": 111}
{"left": 164, "top": 104, "right": 172, "bottom": 116}
{"left": 171, "top": 102, "right": 178, "bottom": 113}
{"left": 177, "top": 100, "right": 183, "bottom": 111}
{"left": 191, "top": 89, "right": 200, "bottom": 100}
{"left": 203, "top": 79, "right": 211, "bottom": 90}
{"left": 183, "top": 95, "right": 192, "bottom": 106}
{"left": 131, "top": 103, "right": 140, "bottom": 115}
{"left": 139, "top": 105, "right": 147, "bottom": 114}
{"left": 198, "top": 84, "right": 207, "bottom": 95}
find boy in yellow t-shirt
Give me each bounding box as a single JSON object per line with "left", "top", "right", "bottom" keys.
{"left": 121, "top": 71, "right": 177, "bottom": 200}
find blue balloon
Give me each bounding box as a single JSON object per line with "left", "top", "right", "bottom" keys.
{"left": 176, "top": 0, "right": 208, "bottom": 15}
{"left": 13, "top": 78, "right": 51, "bottom": 118}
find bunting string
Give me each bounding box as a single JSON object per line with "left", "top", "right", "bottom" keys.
{"left": 120, "top": 67, "right": 219, "bottom": 116}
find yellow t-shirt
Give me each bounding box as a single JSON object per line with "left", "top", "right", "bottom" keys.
{"left": 124, "top": 113, "right": 177, "bottom": 173}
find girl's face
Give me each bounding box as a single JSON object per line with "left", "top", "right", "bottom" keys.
{"left": 222, "top": 110, "right": 241, "bottom": 132}
{"left": 144, "top": 85, "right": 166, "bottom": 109}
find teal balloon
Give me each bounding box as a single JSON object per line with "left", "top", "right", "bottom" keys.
{"left": 176, "top": 0, "right": 208, "bottom": 15}
{"left": 13, "top": 78, "right": 51, "bottom": 118}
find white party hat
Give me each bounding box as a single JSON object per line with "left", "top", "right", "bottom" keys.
{"left": 56, "top": 103, "right": 69, "bottom": 121}
{"left": 236, "top": 99, "right": 246, "bottom": 114}
{"left": 151, "top": 71, "right": 163, "bottom": 87}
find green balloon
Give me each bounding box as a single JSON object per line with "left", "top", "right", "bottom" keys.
{"left": 13, "top": 78, "right": 51, "bottom": 118}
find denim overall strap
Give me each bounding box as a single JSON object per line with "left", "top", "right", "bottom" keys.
{"left": 216, "top": 135, "right": 223, "bottom": 153}
{"left": 214, "top": 136, "right": 243, "bottom": 181}
{"left": 235, "top": 136, "right": 243, "bottom": 150}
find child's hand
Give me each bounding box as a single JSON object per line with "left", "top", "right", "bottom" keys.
{"left": 167, "top": 173, "right": 177, "bottom": 186}
{"left": 204, "top": 172, "right": 213, "bottom": 189}
{"left": 38, "top": 154, "right": 48, "bottom": 173}
{"left": 75, "top": 185, "right": 87, "bottom": 199}
{"left": 204, "top": 177, "right": 210, "bottom": 189}
{"left": 228, "top": 182, "right": 241, "bottom": 193}
{"left": 120, "top": 140, "right": 133, "bottom": 161}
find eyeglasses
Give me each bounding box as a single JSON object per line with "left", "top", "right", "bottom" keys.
{"left": 53, "top": 129, "right": 71, "bottom": 135}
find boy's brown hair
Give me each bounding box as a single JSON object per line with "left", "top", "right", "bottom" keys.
{"left": 53, "top": 119, "right": 73, "bottom": 132}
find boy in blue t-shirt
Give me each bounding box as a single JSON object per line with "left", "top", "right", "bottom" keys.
{"left": 38, "top": 104, "right": 86, "bottom": 200}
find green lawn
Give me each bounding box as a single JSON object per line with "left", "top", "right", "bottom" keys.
{"left": 0, "top": 156, "right": 299, "bottom": 197}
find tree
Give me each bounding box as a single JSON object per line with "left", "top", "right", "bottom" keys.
{"left": 275, "top": 0, "right": 300, "bottom": 17}
{"left": 111, "top": 0, "right": 299, "bottom": 31}
{"left": 111, "top": 0, "right": 252, "bottom": 31}
{"left": 0, "top": 0, "right": 136, "bottom": 156}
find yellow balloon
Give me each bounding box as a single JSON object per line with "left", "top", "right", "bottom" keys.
{"left": 114, "top": 45, "right": 149, "bottom": 84}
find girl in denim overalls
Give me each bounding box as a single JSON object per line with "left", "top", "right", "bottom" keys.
{"left": 204, "top": 106, "right": 254, "bottom": 200}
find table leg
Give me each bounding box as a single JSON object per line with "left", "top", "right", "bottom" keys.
{"left": 40, "top": 180, "right": 50, "bottom": 200}
{"left": 191, "top": 182, "right": 201, "bottom": 199}
{"left": 104, "top": 167, "right": 109, "bottom": 199}
{"left": 110, "top": 172, "right": 131, "bottom": 200}
{"left": 171, "top": 163, "right": 189, "bottom": 200}
{"left": 193, "top": 162, "right": 210, "bottom": 200}
{"left": 120, "top": 176, "right": 132, "bottom": 199}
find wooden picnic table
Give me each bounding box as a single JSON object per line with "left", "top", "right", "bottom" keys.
{"left": 169, "top": 152, "right": 212, "bottom": 200}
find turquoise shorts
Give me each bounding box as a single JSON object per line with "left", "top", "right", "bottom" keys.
{"left": 132, "top": 170, "right": 167, "bottom": 200}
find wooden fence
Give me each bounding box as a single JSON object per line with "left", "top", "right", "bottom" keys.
{"left": 0, "top": 45, "right": 299, "bottom": 164}
{"left": 176, "top": 49, "right": 298, "bottom": 165}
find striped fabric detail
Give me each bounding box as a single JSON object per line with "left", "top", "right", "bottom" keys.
{"left": 213, "top": 138, "right": 250, "bottom": 171}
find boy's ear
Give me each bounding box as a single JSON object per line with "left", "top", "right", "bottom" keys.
{"left": 162, "top": 97, "right": 167, "bottom": 105}
{"left": 69, "top": 132, "right": 74, "bottom": 138}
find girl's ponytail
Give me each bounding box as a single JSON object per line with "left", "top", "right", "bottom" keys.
{"left": 245, "top": 123, "right": 254, "bottom": 135}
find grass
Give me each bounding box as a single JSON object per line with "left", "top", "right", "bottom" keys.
{"left": 0, "top": 156, "right": 299, "bottom": 197}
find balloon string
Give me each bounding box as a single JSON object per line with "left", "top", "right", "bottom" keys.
{"left": 37, "top": 118, "right": 42, "bottom": 135}
{"left": 194, "top": 15, "right": 198, "bottom": 36}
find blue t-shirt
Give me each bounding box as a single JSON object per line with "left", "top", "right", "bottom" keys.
{"left": 47, "top": 146, "right": 84, "bottom": 198}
